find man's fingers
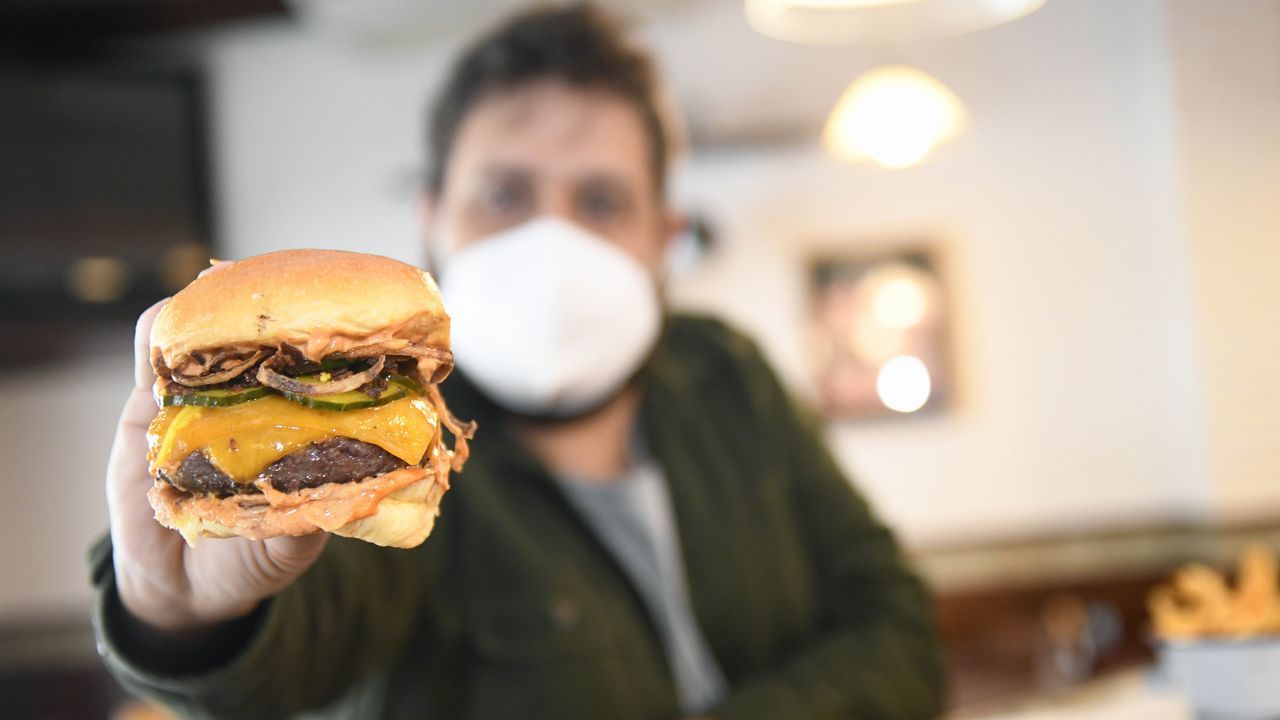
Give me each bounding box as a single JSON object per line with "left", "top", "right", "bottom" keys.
{"left": 198, "top": 259, "right": 232, "bottom": 278}
{"left": 259, "top": 535, "right": 329, "bottom": 579}
{"left": 105, "top": 388, "right": 170, "bottom": 567}
{"left": 134, "top": 299, "right": 168, "bottom": 389}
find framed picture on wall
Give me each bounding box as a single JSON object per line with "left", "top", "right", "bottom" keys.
{"left": 809, "top": 244, "right": 952, "bottom": 420}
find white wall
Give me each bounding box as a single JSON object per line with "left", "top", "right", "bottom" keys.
{"left": 202, "top": 21, "right": 457, "bottom": 266}
{"left": 0, "top": 343, "right": 133, "bottom": 618}
{"left": 1165, "top": 0, "right": 1280, "bottom": 524}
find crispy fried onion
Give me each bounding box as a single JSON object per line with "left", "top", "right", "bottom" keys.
{"left": 425, "top": 384, "right": 476, "bottom": 474}
{"left": 330, "top": 342, "right": 454, "bottom": 384}
{"left": 329, "top": 342, "right": 450, "bottom": 361}
{"left": 170, "top": 349, "right": 268, "bottom": 387}
{"left": 257, "top": 354, "right": 386, "bottom": 396}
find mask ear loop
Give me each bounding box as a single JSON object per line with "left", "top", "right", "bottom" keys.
{"left": 423, "top": 218, "right": 460, "bottom": 280}
{"left": 419, "top": 170, "right": 454, "bottom": 279}
{"left": 424, "top": 235, "right": 448, "bottom": 279}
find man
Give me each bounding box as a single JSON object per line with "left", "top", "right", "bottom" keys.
{"left": 92, "top": 5, "right": 945, "bottom": 718}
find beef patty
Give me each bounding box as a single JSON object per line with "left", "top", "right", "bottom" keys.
{"left": 160, "top": 437, "right": 408, "bottom": 496}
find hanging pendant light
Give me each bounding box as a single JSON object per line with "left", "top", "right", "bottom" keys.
{"left": 823, "top": 65, "right": 965, "bottom": 168}
{"left": 746, "top": 0, "right": 1046, "bottom": 45}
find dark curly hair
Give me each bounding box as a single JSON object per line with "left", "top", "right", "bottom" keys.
{"left": 426, "top": 3, "right": 669, "bottom": 198}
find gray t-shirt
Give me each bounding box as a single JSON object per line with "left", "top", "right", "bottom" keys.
{"left": 553, "top": 443, "right": 728, "bottom": 714}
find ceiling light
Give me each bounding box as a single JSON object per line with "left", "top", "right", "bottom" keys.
{"left": 746, "top": 0, "right": 1046, "bottom": 45}
{"left": 823, "top": 65, "right": 965, "bottom": 168}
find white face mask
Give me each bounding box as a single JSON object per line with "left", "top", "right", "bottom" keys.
{"left": 437, "top": 216, "right": 662, "bottom": 417}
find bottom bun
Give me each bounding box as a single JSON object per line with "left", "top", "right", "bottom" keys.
{"left": 148, "top": 465, "right": 448, "bottom": 549}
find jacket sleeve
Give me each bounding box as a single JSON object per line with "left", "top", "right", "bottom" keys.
{"left": 711, "top": 332, "right": 947, "bottom": 720}
{"left": 89, "top": 527, "right": 451, "bottom": 720}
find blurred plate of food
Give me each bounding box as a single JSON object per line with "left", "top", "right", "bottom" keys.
{"left": 1148, "top": 544, "right": 1280, "bottom": 720}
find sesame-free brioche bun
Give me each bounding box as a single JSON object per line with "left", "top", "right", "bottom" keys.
{"left": 143, "top": 249, "right": 475, "bottom": 550}
{"left": 151, "top": 249, "right": 449, "bottom": 371}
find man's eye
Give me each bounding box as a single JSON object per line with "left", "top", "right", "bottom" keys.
{"left": 578, "top": 190, "right": 624, "bottom": 220}
{"left": 481, "top": 182, "right": 529, "bottom": 214}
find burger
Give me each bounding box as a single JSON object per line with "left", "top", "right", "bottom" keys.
{"left": 145, "top": 249, "right": 475, "bottom": 549}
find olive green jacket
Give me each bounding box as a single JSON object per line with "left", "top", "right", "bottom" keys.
{"left": 90, "top": 314, "right": 945, "bottom": 719}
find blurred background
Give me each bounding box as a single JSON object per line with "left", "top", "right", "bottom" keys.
{"left": 1, "top": 0, "right": 1277, "bottom": 717}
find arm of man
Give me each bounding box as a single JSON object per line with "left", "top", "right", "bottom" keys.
{"left": 711, "top": 336, "right": 946, "bottom": 720}
{"left": 91, "top": 530, "right": 450, "bottom": 719}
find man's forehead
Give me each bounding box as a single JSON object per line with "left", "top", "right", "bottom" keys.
{"left": 453, "top": 82, "right": 649, "bottom": 179}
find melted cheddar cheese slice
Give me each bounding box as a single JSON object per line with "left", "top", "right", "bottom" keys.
{"left": 148, "top": 394, "right": 438, "bottom": 483}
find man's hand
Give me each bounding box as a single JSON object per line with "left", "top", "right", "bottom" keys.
{"left": 106, "top": 267, "right": 327, "bottom": 635}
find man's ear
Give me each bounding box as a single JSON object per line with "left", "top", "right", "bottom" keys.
{"left": 662, "top": 211, "right": 687, "bottom": 254}
{"left": 420, "top": 194, "right": 441, "bottom": 275}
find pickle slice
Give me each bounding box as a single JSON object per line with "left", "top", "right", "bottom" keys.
{"left": 281, "top": 383, "right": 408, "bottom": 411}
{"left": 388, "top": 374, "right": 425, "bottom": 395}
{"left": 161, "top": 386, "right": 271, "bottom": 408}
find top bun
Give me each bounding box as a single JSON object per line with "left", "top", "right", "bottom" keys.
{"left": 152, "top": 250, "right": 449, "bottom": 370}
